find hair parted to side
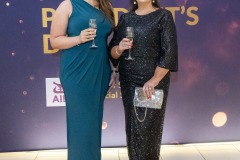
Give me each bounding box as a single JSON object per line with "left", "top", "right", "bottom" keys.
{"left": 97, "top": 0, "right": 115, "bottom": 28}
{"left": 130, "top": 0, "right": 160, "bottom": 11}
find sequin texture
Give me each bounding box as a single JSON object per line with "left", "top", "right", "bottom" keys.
{"left": 109, "top": 9, "right": 178, "bottom": 160}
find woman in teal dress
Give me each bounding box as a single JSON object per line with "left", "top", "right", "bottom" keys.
{"left": 50, "top": 0, "right": 114, "bottom": 159}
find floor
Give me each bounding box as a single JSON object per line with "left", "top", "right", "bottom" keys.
{"left": 0, "top": 141, "right": 240, "bottom": 160}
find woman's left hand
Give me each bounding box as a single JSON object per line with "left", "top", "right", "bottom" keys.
{"left": 143, "top": 67, "right": 169, "bottom": 99}
{"left": 143, "top": 78, "right": 160, "bottom": 99}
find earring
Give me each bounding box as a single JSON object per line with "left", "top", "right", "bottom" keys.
{"left": 152, "top": 0, "right": 155, "bottom": 3}
{"left": 133, "top": 1, "right": 137, "bottom": 4}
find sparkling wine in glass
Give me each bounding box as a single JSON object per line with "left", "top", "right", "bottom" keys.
{"left": 89, "top": 19, "right": 98, "bottom": 48}
{"left": 125, "top": 27, "right": 134, "bottom": 60}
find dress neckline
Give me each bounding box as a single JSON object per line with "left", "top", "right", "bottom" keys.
{"left": 133, "top": 8, "right": 161, "bottom": 17}
{"left": 82, "top": 0, "right": 101, "bottom": 12}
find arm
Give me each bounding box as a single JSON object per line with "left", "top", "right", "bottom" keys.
{"left": 108, "top": 32, "right": 131, "bottom": 88}
{"left": 109, "top": 14, "right": 132, "bottom": 60}
{"left": 144, "top": 11, "right": 178, "bottom": 97}
{"left": 108, "top": 14, "right": 129, "bottom": 87}
{"left": 50, "top": 0, "right": 96, "bottom": 50}
{"left": 111, "top": 38, "right": 132, "bottom": 59}
{"left": 143, "top": 67, "right": 169, "bottom": 98}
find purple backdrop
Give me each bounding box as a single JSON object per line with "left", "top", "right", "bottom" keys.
{"left": 0, "top": 0, "right": 240, "bottom": 152}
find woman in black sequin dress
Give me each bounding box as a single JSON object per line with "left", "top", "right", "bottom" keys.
{"left": 109, "top": 0, "right": 178, "bottom": 159}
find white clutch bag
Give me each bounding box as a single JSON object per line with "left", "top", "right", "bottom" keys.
{"left": 133, "top": 87, "right": 164, "bottom": 122}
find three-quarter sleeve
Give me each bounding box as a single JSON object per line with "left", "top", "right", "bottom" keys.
{"left": 109, "top": 14, "right": 126, "bottom": 67}
{"left": 157, "top": 11, "right": 178, "bottom": 72}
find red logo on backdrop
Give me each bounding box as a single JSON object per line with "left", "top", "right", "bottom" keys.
{"left": 46, "top": 78, "right": 66, "bottom": 107}
{"left": 52, "top": 82, "right": 65, "bottom": 103}
{"left": 53, "top": 82, "right": 64, "bottom": 93}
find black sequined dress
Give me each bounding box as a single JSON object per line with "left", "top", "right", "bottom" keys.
{"left": 109, "top": 9, "right": 178, "bottom": 160}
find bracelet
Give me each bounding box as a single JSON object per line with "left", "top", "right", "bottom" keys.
{"left": 112, "top": 68, "right": 119, "bottom": 73}
{"left": 115, "top": 46, "right": 121, "bottom": 56}
{"left": 75, "top": 36, "right": 80, "bottom": 46}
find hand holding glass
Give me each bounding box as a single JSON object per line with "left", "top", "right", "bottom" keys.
{"left": 125, "top": 27, "right": 134, "bottom": 60}
{"left": 89, "top": 19, "right": 98, "bottom": 48}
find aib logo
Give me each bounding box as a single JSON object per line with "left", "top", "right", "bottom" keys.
{"left": 46, "top": 78, "right": 65, "bottom": 107}
{"left": 53, "top": 82, "right": 64, "bottom": 93}
{"left": 52, "top": 82, "right": 65, "bottom": 103}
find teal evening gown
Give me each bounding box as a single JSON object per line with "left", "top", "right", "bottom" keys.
{"left": 59, "top": 0, "right": 112, "bottom": 160}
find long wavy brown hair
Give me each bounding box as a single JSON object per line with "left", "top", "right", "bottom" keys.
{"left": 97, "top": 0, "right": 115, "bottom": 28}
{"left": 130, "top": 0, "right": 160, "bottom": 11}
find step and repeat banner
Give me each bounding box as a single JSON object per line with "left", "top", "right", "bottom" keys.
{"left": 0, "top": 0, "right": 240, "bottom": 151}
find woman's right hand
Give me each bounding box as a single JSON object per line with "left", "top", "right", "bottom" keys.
{"left": 118, "top": 38, "right": 133, "bottom": 52}
{"left": 77, "top": 28, "right": 96, "bottom": 44}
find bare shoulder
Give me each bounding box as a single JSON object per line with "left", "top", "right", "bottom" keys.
{"left": 61, "top": 0, "right": 72, "bottom": 6}
{"left": 55, "top": 0, "right": 72, "bottom": 16}
{"left": 57, "top": 0, "right": 72, "bottom": 11}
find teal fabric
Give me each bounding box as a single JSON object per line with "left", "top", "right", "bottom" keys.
{"left": 59, "top": 1, "right": 112, "bottom": 159}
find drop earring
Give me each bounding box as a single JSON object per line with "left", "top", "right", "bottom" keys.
{"left": 152, "top": 0, "right": 155, "bottom": 3}
{"left": 133, "top": 1, "right": 137, "bottom": 4}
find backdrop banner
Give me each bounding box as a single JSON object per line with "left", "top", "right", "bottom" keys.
{"left": 0, "top": 0, "right": 240, "bottom": 151}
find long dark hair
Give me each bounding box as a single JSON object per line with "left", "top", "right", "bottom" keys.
{"left": 97, "top": 0, "right": 115, "bottom": 28}
{"left": 130, "top": 0, "right": 160, "bottom": 11}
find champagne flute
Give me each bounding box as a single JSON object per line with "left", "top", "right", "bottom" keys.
{"left": 89, "top": 19, "right": 98, "bottom": 48}
{"left": 125, "top": 27, "right": 134, "bottom": 60}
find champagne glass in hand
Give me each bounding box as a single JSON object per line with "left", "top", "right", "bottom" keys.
{"left": 125, "top": 27, "right": 134, "bottom": 60}
{"left": 89, "top": 19, "right": 98, "bottom": 48}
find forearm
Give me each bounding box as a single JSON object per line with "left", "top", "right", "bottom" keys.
{"left": 111, "top": 45, "right": 123, "bottom": 59}
{"left": 143, "top": 66, "right": 169, "bottom": 97}
{"left": 50, "top": 35, "right": 81, "bottom": 50}
{"left": 151, "top": 67, "right": 169, "bottom": 84}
